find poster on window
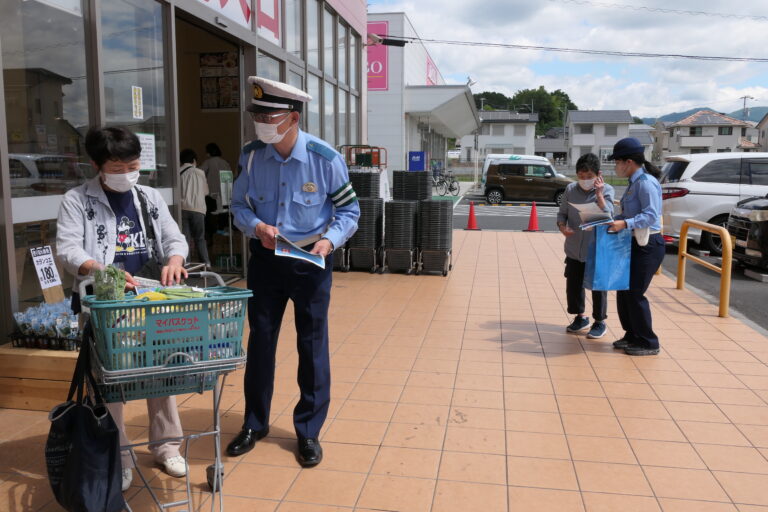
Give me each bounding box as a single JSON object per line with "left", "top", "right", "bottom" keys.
{"left": 200, "top": 52, "right": 240, "bottom": 110}
{"left": 257, "top": 0, "right": 281, "bottom": 46}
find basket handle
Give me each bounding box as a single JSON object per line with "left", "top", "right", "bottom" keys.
{"left": 186, "top": 271, "right": 226, "bottom": 287}
{"left": 162, "top": 351, "right": 200, "bottom": 366}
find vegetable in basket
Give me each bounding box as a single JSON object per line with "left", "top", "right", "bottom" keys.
{"left": 94, "top": 264, "right": 127, "bottom": 300}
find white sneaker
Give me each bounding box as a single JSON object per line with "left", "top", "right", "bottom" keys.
{"left": 121, "top": 468, "right": 132, "bottom": 492}
{"left": 158, "top": 455, "right": 187, "bottom": 477}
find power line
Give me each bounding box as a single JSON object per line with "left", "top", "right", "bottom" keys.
{"left": 387, "top": 36, "right": 768, "bottom": 63}
{"left": 546, "top": 0, "right": 768, "bottom": 21}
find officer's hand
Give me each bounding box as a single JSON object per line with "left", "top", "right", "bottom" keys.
{"left": 255, "top": 222, "right": 280, "bottom": 250}
{"left": 608, "top": 220, "right": 627, "bottom": 233}
{"left": 310, "top": 239, "right": 333, "bottom": 258}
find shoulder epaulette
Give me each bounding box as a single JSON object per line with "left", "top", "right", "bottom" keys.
{"left": 242, "top": 140, "right": 266, "bottom": 154}
{"left": 637, "top": 172, "right": 649, "bottom": 181}
{"left": 307, "top": 140, "right": 337, "bottom": 161}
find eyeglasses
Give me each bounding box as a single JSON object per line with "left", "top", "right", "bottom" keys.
{"left": 250, "top": 112, "right": 290, "bottom": 123}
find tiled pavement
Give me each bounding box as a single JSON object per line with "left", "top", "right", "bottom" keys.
{"left": 3, "top": 230, "right": 768, "bottom": 511}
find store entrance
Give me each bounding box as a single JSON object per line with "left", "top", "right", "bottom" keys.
{"left": 175, "top": 18, "right": 243, "bottom": 278}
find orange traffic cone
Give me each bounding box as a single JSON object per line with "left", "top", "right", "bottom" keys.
{"left": 465, "top": 201, "right": 481, "bottom": 230}
{"left": 524, "top": 201, "right": 541, "bottom": 232}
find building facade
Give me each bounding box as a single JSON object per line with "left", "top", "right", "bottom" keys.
{"left": 566, "top": 110, "right": 633, "bottom": 164}
{"left": 0, "top": 0, "right": 367, "bottom": 337}
{"left": 458, "top": 111, "right": 537, "bottom": 162}
{"left": 667, "top": 110, "right": 758, "bottom": 155}
{"left": 366, "top": 12, "right": 478, "bottom": 174}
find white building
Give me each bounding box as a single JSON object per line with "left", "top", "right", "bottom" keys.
{"left": 458, "top": 111, "right": 537, "bottom": 162}
{"left": 566, "top": 110, "right": 633, "bottom": 163}
{"left": 367, "top": 12, "right": 479, "bottom": 173}
{"left": 667, "top": 110, "right": 759, "bottom": 154}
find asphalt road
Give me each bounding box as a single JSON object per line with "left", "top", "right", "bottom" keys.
{"left": 454, "top": 185, "right": 768, "bottom": 332}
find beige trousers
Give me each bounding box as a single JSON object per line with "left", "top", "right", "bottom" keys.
{"left": 107, "top": 396, "right": 183, "bottom": 468}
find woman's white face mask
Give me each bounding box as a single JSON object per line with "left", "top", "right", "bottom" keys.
{"left": 578, "top": 178, "right": 595, "bottom": 191}
{"left": 101, "top": 170, "right": 140, "bottom": 192}
{"left": 254, "top": 114, "right": 291, "bottom": 144}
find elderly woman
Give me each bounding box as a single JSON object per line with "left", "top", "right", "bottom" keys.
{"left": 57, "top": 126, "right": 189, "bottom": 491}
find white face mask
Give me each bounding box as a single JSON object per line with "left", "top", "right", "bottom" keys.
{"left": 102, "top": 170, "right": 140, "bottom": 192}
{"left": 254, "top": 114, "right": 291, "bottom": 144}
{"left": 578, "top": 178, "right": 595, "bottom": 191}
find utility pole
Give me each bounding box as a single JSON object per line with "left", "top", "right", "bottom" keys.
{"left": 740, "top": 95, "right": 755, "bottom": 120}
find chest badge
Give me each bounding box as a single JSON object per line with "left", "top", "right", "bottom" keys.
{"left": 302, "top": 182, "right": 317, "bottom": 193}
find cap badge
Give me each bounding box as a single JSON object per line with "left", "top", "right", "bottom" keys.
{"left": 302, "top": 182, "right": 317, "bottom": 193}
{"left": 253, "top": 84, "right": 263, "bottom": 99}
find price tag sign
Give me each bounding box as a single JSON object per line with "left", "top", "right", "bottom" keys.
{"left": 30, "top": 246, "right": 62, "bottom": 290}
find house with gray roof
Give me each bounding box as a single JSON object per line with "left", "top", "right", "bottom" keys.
{"left": 566, "top": 110, "right": 633, "bottom": 164}
{"left": 458, "top": 111, "right": 538, "bottom": 161}
{"left": 667, "top": 110, "right": 758, "bottom": 155}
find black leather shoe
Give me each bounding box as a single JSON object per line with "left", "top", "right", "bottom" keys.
{"left": 297, "top": 438, "right": 323, "bottom": 467}
{"left": 226, "top": 427, "right": 268, "bottom": 457}
{"left": 625, "top": 345, "right": 660, "bottom": 356}
{"left": 612, "top": 337, "right": 632, "bottom": 349}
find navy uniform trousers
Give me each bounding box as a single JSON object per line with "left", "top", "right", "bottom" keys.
{"left": 243, "top": 239, "right": 332, "bottom": 440}
{"left": 616, "top": 233, "right": 665, "bottom": 350}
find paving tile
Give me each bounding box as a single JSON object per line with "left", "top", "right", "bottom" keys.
{"left": 562, "top": 413, "right": 625, "bottom": 438}
{"left": 438, "top": 452, "right": 506, "bottom": 484}
{"left": 609, "top": 398, "right": 672, "bottom": 419}
{"left": 553, "top": 378, "right": 606, "bottom": 397}
{"left": 348, "top": 383, "right": 403, "bottom": 402}
{"left": 738, "top": 425, "right": 768, "bottom": 448}
{"left": 574, "top": 461, "right": 653, "bottom": 495}
{"left": 676, "top": 421, "right": 751, "bottom": 446}
{"left": 619, "top": 417, "right": 687, "bottom": 442}
{"left": 651, "top": 384, "right": 713, "bottom": 403}
{"left": 382, "top": 423, "right": 446, "bottom": 450}
{"left": 557, "top": 395, "right": 615, "bottom": 416}
{"left": 505, "top": 410, "right": 564, "bottom": 434}
{"left": 719, "top": 404, "right": 768, "bottom": 426}
{"left": 694, "top": 444, "right": 768, "bottom": 474}
{"left": 629, "top": 439, "right": 706, "bottom": 469}
{"left": 447, "top": 406, "right": 505, "bottom": 430}
{"left": 399, "top": 385, "right": 454, "bottom": 406}
{"left": 506, "top": 455, "right": 579, "bottom": 490}
{"left": 603, "top": 382, "right": 658, "bottom": 400}
{"left": 452, "top": 389, "right": 505, "bottom": 409}
{"left": 454, "top": 373, "right": 504, "bottom": 391}
{"left": 702, "top": 387, "right": 765, "bottom": 406}
{"left": 644, "top": 467, "right": 729, "bottom": 502}
{"left": 582, "top": 492, "right": 661, "bottom": 511}
{"left": 663, "top": 402, "right": 730, "bottom": 423}
{"left": 657, "top": 499, "right": 737, "bottom": 512}
{"left": 224, "top": 463, "right": 300, "bottom": 500}
{"left": 509, "top": 487, "right": 585, "bottom": 511}
{"left": 714, "top": 472, "right": 768, "bottom": 506}
{"left": 568, "top": 435, "right": 638, "bottom": 464}
{"left": 504, "top": 391, "right": 560, "bottom": 413}
{"left": 433, "top": 481, "right": 507, "bottom": 512}
{"left": 335, "top": 400, "right": 397, "bottom": 422}
{"left": 391, "top": 403, "right": 451, "bottom": 426}
{"left": 321, "top": 419, "right": 388, "bottom": 446}
{"left": 370, "top": 446, "right": 441, "bottom": 478}
{"left": 356, "top": 474, "right": 435, "bottom": 512}
{"left": 444, "top": 426, "right": 506, "bottom": 455}
{"left": 506, "top": 430, "right": 571, "bottom": 459}
{"left": 504, "top": 376, "right": 554, "bottom": 394}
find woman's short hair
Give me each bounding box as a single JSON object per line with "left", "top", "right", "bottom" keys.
{"left": 180, "top": 148, "right": 197, "bottom": 165}
{"left": 576, "top": 153, "right": 600, "bottom": 174}
{"left": 85, "top": 126, "right": 141, "bottom": 167}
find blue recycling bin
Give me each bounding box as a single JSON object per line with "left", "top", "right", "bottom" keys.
{"left": 408, "top": 151, "right": 426, "bottom": 171}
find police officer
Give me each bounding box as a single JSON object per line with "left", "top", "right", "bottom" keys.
{"left": 607, "top": 137, "right": 665, "bottom": 356}
{"left": 226, "top": 77, "right": 360, "bottom": 466}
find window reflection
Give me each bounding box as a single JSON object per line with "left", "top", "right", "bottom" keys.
{"left": 101, "top": 0, "right": 169, "bottom": 188}
{"left": 350, "top": 95, "right": 358, "bottom": 144}
{"left": 286, "top": 0, "right": 302, "bottom": 59}
{"left": 307, "top": 0, "right": 319, "bottom": 68}
{"left": 337, "top": 21, "right": 347, "bottom": 85}
{"left": 307, "top": 74, "right": 321, "bottom": 137}
{"left": 257, "top": 52, "right": 281, "bottom": 81}
{"left": 323, "top": 9, "right": 334, "bottom": 76}
{"left": 350, "top": 35, "right": 358, "bottom": 90}
{"left": 324, "top": 81, "right": 335, "bottom": 146}
{"left": 338, "top": 89, "right": 347, "bottom": 147}
{"left": 1, "top": 0, "right": 90, "bottom": 198}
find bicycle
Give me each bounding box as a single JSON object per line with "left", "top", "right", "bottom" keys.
{"left": 432, "top": 173, "right": 448, "bottom": 196}
{"left": 444, "top": 171, "right": 460, "bottom": 196}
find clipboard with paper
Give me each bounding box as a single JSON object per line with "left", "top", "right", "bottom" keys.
{"left": 570, "top": 201, "right": 613, "bottom": 230}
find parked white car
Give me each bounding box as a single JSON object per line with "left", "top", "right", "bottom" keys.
{"left": 660, "top": 152, "right": 768, "bottom": 255}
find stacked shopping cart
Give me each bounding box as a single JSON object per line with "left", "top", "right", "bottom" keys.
{"left": 348, "top": 197, "right": 384, "bottom": 272}
{"left": 383, "top": 200, "right": 418, "bottom": 274}
{"left": 417, "top": 200, "right": 453, "bottom": 275}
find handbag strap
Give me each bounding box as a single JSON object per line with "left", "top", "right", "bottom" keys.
{"left": 67, "top": 323, "right": 107, "bottom": 405}
{"left": 136, "top": 189, "right": 159, "bottom": 260}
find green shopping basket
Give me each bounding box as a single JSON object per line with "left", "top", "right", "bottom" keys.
{"left": 82, "top": 284, "right": 251, "bottom": 402}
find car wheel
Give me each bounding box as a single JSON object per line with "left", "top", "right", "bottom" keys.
{"left": 700, "top": 215, "right": 729, "bottom": 256}
{"left": 486, "top": 189, "right": 503, "bottom": 204}
{"left": 554, "top": 190, "right": 565, "bottom": 206}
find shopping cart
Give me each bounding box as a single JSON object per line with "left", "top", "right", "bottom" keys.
{"left": 80, "top": 271, "right": 251, "bottom": 512}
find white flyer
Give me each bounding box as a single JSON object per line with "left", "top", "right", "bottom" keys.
{"left": 30, "top": 246, "right": 62, "bottom": 289}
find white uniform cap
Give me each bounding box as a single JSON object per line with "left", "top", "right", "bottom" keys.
{"left": 246, "top": 76, "right": 312, "bottom": 112}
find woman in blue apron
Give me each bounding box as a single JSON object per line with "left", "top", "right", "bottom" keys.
{"left": 607, "top": 138, "right": 665, "bottom": 356}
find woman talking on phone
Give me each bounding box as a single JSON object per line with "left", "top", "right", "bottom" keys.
{"left": 606, "top": 137, "right": 665, "bottom": 356}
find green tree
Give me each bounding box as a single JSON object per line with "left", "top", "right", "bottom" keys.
{"left": 473, "top": 91, "right": 512, "bottom": 110}
{"left": 473, "top": 87, "right": 580, "bottom": 135}
{"left": 632, "top": 116, "right": 644, "bottom": 124}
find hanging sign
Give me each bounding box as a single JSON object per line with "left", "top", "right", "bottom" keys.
{"left": 131, "top": 86, "right": 144, "bottom": 120}
{"left": 367, "top": 21, "right": 389, "bottom": 91}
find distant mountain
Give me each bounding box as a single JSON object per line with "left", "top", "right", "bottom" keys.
{"left": 642, "top": 106, "right": 768, "bottom": 125}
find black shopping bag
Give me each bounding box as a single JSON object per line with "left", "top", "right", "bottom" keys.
{"left": 45, "top": 332, "right": 125, "bottom": 512}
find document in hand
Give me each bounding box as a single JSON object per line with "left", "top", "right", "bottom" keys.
{"left": 570, "top": 201, "right": 613, "bottom": 230}
{"left": 274, "top": 234, "right": 326, "bottom": 269}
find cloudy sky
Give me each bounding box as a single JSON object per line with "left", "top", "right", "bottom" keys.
{"left": 367, "top": 0, "right": 768, "bottom": 119}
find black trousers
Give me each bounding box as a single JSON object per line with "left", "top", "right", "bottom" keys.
{"left": 616, "top": 234, "right": 666, "bottom": 349}
{"left": 564, "top": 257, "right": 607, "bottom": 321}
{"left": 243, "top": 239, "right": 333, "bottom": 440}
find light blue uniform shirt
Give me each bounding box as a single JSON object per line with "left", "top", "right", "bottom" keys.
{"left": 231, "top": 130, "right": 360, "bottom": 249}
{"left": 617, "top": 168, "right": 662, "bottom": 232}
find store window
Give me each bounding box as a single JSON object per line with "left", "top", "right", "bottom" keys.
{"left": 337, "top": 21, "right": 347, "bottom": 85}
{"left": 307, "top": 74, "right": 321, "bottom": 137}
{"left": 324, "top": 81, "right": 335, "bottom": 146}
{"left": 338, "top": 89, "right": 347, "bottom": 147}
{"left": 2, "top": 1, "right": 90, "bottom": 311}
{"left": 102, "top": 0, "right": 170, "bottom": 189}
{"left": 288, "top": 70, "right": 304, "bottom": 91}
{"left": 307, "top": 0, "right": 319, "bottom": 68}
{"left": 285, "top": 0, "right": 303, "bottom": 59}
{"left": 257, "top": 52, "right": 281, "bottom": 81}
{"left": 2, "top": 0, "right": 91, "bottom": 199}
{"left": 349, "top": 34, "right": 358, "bottom": 90}
{"left": 323, "top": 9, "right": 334, "bottom": 77}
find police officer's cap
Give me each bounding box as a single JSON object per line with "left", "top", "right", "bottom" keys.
{"left": 607, "top": 137, "right": 644, "bottom": 160}
{"left": 246, "top": 76, "right": 312, "bottom": 114}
